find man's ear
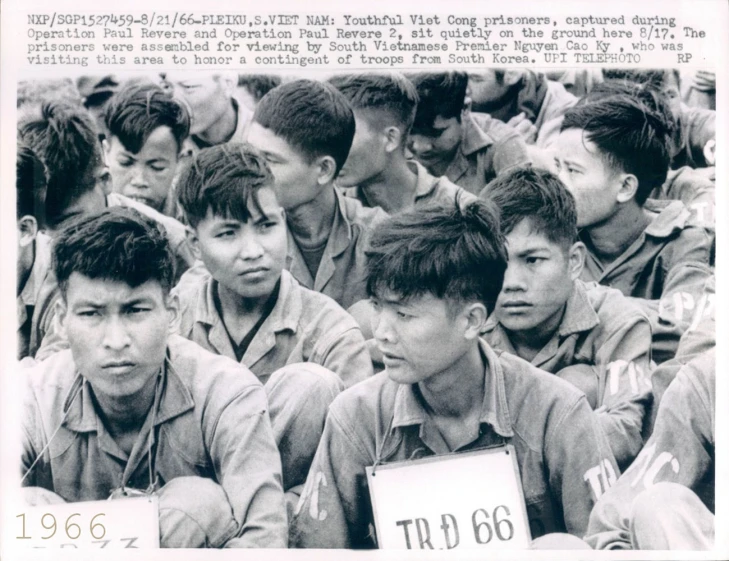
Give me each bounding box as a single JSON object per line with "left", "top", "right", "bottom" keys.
{"left": 615, "top": 173, "right": 640, "bottom": 204}
{"left": 568, "top": 241, "right": 586, "bottom": 281}
{"left": 384, "top": 126, "right": 403, "bottom": 154}
{"left": 18, "top": 215, "right": 38, "bottom": 248}
{"left": 218, "top": 72, "right": 237, "bottom": 96}
{"left": 185, "top": 226, "right": 201, "bottom": 261}
{"left": 315, "top": 155, "right": 338, "bottom": 185}
{"left": 462, "top": 302, "right": 489, "bottom": 340}
{"left": 166, "top": 291, "right": 181, "bottom": 335}
{"left": 102, "top": 137, "right": 110, "bottom": 154}
{"left": 54, "top": 297, "right": 69, "bottom": 339}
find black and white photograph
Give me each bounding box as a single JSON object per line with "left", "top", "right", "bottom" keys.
{"left": 1, "top": 0, "right": 724, "bottom": 557}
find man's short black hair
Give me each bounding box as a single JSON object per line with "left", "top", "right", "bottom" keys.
{"left": 104, "top": 82, "right": 190, "bottom": 153}
{"left": 561, "top": 90, "right": 673, "bottom": 205}
{"left": 409, "top": 72, "right": 468, "bottom": 132}
{"left": 328, "top": 73, "right": 419, "bottom": 139}
{"left": 53, "top": 207, "right": 175, "bottom": 297}
{"left": 238, "top": 74, "right": 282, "bottom": 103}
{"left": 18, "top": 101, "right": 105, "bottom": 227}
{"left": 177, "top": 143, "right": 275, "bottom": 229}
{"left": 602, "top": 68, "right": 680, "bottom": 91}
{"left": 253, "top": 79, "right": 355, "bottom": 175}
{"left": 481, "top": 167, "right": 578, "bottom": 249}
{"left": 16, "top": 142, "right": 48, "bottom": 226}
{"left": 366, "top": 200, "right": 507, "bottom": 314}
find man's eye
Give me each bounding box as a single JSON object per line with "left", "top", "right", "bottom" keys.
{"left": 526, "top": 257, "right": 544, "bottom": 265}
{"left": 128, "top": 307, "right": 150, "bottom": 314}
{"left": 118, "top": 160, "right": 133, "bottom": 168}
{"left": 150, "top": 164, "right": 167, "bottom": 172}
{"left": 78, "top": 310, "right": 100, "bottom": 317}
{"left": 215, "top": 230, "right": 235, "bottom": 238}
{"left": 396, "top": 311, "right": 411, "bottom": 319}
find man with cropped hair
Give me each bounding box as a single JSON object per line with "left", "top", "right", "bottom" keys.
{"left": 247, "top": 79, "right": 386, "bottom": 309}
{"left": 291, "top": 200, "right": 618, "bottom": 548}
{"left": 330, "top": 72, "right": 475, "bottom": 214}
{"left": 174, "top": 143, "right": 373, "bottom": 498}
{"left": 407, "top": 71, "right": 530, "bottom": 195}
{"left": 21, "top": 207, "right": 288, "bottom": 548}
{"left": 554, "top": 91, "right": 713, "bottom": 363}
{"left": 481, "top": 167, "right": 653, "bottom": 469}
{"left": 104, "top": 82, "right": 190, "bottom": 214}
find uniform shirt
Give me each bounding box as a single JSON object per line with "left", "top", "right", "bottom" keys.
{"left": 580, "top": 199, "right": 713, "bottom": 364}
{"left": 173, "top": 268, "right": 373, "bottom": 387}
{"left": 32, "top": 194, "right": 197, "bottom": 362}
{"left": 585, "top": 349, "right": 715, "bottom": 549}
{"left": 286, "top": 188, "right": 387, "bottom": 310}
{"left": 290, "top": 340, "right": 618, "bottom": 548}
{"left": 652, "top": 166, "right": 715, "bottom": 229}
{"left": 21, "top": 334, "right": 288, "bottom": 548}
{"left": 484, "top": 280, "right": 652, "bottom": 469}
{"left": 17, "top": 233, "right": 55, "bottom": 360}
{"left": 440, "top": 112, "right": 530, "bottom": 196}
{"left": 340, "top": 160, "right": 477, "bottom": 213}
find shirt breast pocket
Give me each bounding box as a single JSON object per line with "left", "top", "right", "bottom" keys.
{"left": 157, "top": 420, "right": 209, "bottom": 477}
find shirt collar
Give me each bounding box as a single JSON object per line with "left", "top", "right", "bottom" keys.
{"left": 409, "top": 160, "right": 440, "bottom": 200}
{"left": 556, "top": 280, "right": 600, "bottom": 337}
{"left": 390, "top": 340, "right": 514, "bottom": 439}
{"left": 459, "top": 112, "right": 495, "bottom": 157}
{"left": 63, "top": 352, "right": 195, "bottom": 433}
{"left": 642, "top": 199, "right": 693, "bottom": 238}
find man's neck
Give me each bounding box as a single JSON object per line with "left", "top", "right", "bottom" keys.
{"left": 286, "top": 185, "right": 337, "bottom": 248}
{"left": 418, "top": 344, "right": 485, "bottom": 419}
{"left": 216, "top": 279, "right": 276, "bottom": 341}
{"left": 584, "top": 204, "right": 653, "bottom": 265}
{"left": 360, "top": 157, "right": 418, "bottom": 214}
{"left": 91, "top": 373, "right": 159, "bottom": 437}
{"left": 197, "top": 100, "right": 238, "bottom": 146}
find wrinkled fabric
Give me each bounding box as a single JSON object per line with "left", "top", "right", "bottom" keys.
{"left": 580, "top": 199, "right": 713, "bottom": 364}
{"left": 485, "top": 280, "right": 652, "bottom": 469}
{"left": 22, "top": 335, "right": 288, "bottom": 548}
{"left": 291, "top": 340, "right": 618, "bottom": 548}
{"left": 585, "top": 350, "right": 715, "bottom": 550}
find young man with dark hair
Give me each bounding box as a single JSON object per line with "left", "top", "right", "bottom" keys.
{"left": 174, "top": 143, "right": 373, "bottom": 495}
{"left": 16, "top": 143, "right": 51, "bottom": 360}
{"left": 554, "top": 93, "right": 713, "bottom": 364}
{"left": 407, "top": 71, "right": 530, "bottom": 195}
{"left": 163, "top": 71, "right": 252, "bottom": 150}
{"left": 602, "top": 68, "right": 716, "bottom": 170}
{"left": 584, "top": 80, "right": 715, "bottom": 230}
{"left": 291, "top": 201, "right": 618, "bottom": 548}
{"left": 104, "top": 82, "right": 190, "bottom": 214}
{"left": 480, "top": 167, "right": 653, "bottom": 469}
{"left": 329, "top": 72, "right": 475, "bottom": 214}
{"left": 247, "top": 79, "right": 386, "bottom": 309}
{"left": 18, "top": 101, "right": 196, "bottom": 360}
{"left": 21, "top": 208, "right": 288, "bottom": 548}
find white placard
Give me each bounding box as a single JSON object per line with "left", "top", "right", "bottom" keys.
{"left": 367, "top": 445, "right": 531, "bottom": 550}
{"left": 14, "top": 496, "right": 160, "bottom": 549}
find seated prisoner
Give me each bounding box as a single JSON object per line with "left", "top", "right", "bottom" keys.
{"left": 290, "top": 200, "right": 618, "bottom": 548}
{"left": 554, "top": 91, "right": 713, "bottom": 364}
{"left": 329, "top": 72, "right": 475, "bottom": 214}
{"left": 173, "top": 143, "right": 373, "bottom": 493}
{"left": 407, "top": 72, "right": 530, "bottom": 195}
{"left": 585, "top": 349, "right": 715, "bottom": 550}
{"left": 21, "top": 208, "right": 288, "bottom": 548}
{"left": 18, "top": 102, "right": 196, "bottom": 359}
{"left": 16, "top": 143, "right": 50, "bottom": 360}
{"left": 104, "top": 82, "right": 190, "bottom": 216}
{"left": 247, "top": 79, "right": 387, "bottom": 309}
{"left": 481, "top": 167, "right": 652, "bottom": 469}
